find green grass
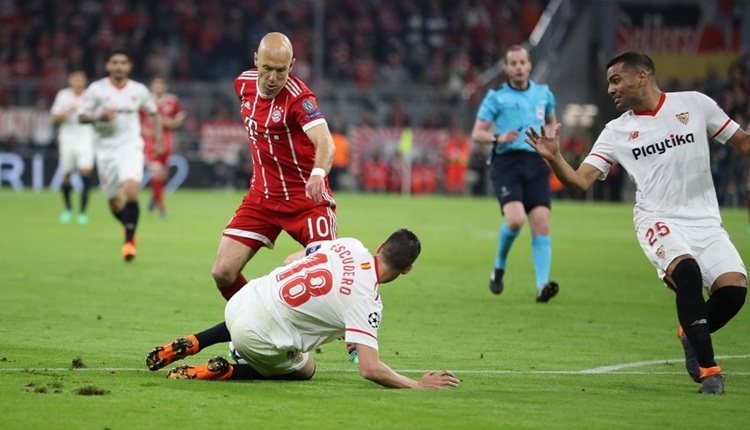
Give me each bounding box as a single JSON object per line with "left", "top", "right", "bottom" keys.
{"left": 1, "top": 189, "right": 749, "bottom": 429}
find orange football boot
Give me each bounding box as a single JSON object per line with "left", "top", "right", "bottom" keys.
{"left": 122, "top": 241, "right": 136, "bottom": 261}
{"left": 167, "top": 356, "right": 233, "bottom": 380}
{"left": 146, "top": 335, "right": 200, "bottom": 371}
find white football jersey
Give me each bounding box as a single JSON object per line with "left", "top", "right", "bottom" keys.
{"left": 50, "top": 88, "right": 94, "bottom": 146}
{"left": 78, "top": 77, "right": 156, "bottom": 152}
{"left": 245, "top": 238, "right": 383, "bottom": 353}
{"left": 584, "top": 91, "right": 740, "bottom": 225}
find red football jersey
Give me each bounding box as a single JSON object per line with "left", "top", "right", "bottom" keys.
{"left": 142, "top": 93, "right": 184, "bottom": 159}
{"left": 235, "top": 69, "right": 328, "bottom": 200}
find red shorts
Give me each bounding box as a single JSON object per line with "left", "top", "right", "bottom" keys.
{"left": 147, "top": 152, "right": 170, "bottom": 165}
{"left": 223, "top": 189, "right": 337, "bottom": 251}
{"left": 144, "top": 136, "right": 173, "bottom": 165}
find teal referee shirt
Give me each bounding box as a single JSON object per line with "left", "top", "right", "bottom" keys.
{"left": 476, "top": 80, "right": 556, "bottom": 155}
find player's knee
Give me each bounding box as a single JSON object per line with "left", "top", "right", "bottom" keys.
{"left": 211, "top": 268, "right": 235, "bottom": 286}
{"left": 298, "top": 358, "right": 316, "bottom": 380}
{"left": 211, "top": 261, "right": 239, "bottom": 286}
{"left": 716, "top": 285, "right": 747, "bottom": 312}
{"left": 671, "top": 258, "right": 702, "bottom": 294}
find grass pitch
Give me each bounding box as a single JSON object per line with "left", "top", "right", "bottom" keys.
{"left": 1, "top": 189, "right": 748, "bottom": 429}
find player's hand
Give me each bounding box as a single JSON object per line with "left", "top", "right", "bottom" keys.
{"left": 500, "top": 130, "right": 520, "bottom": 143}
{"left": 417, "top": 370, "right": 459, "bottom": 389}
{"left": 283, "top": 250, "right": 306, "bottom": 265}
{"left": 305, "top": 175, "right": 325, "bottom": 203}
{"left": 100, "top": 109, "right": 115, "bottom": 122}
{"left": 524, "top": 123, "right": 562, "bottom": 160}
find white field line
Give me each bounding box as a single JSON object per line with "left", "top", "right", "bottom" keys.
{"left": 580, "top": 354, "right": 750, "bottom": 374}
{"left": 1, "top": 354, "right": 749, "bottom": 375}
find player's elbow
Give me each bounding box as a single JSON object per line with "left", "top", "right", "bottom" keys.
{"left": 358, "top": 361, "right": 386, "bottom": 383}
{"left": 358, "top": 363, "right": 378, "bottom": 381}
{"left": 568, "top": 182, "right": 588, "bottom": 194}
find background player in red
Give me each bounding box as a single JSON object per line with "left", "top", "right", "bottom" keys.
{"left": 444, "top": 123, "right": 471, "bottom": 195}
{"left": 142, "top": 76, "right": 186, "bottom": 219}
{"left": 363, "top": 151, "right": 388, "bottom": 192}
{"left": 211, "top": 32, "right": 337, "bottom": 302}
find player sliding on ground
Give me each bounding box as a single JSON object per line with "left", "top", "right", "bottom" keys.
{"left": 145, "top": 229, "right": 459, "bottom": 389}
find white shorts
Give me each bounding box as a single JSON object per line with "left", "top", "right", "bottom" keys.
{"left": 59, "top": 139, "right": 94, "bottom": 174}
{"left": 224, "top": 287, "right": 309, "bottom": 377}
{"left": 96, "top": 148, "right": 144, "bottom": 199}
{"left": 635, "top": 218, "right": 746, "bottom": 292}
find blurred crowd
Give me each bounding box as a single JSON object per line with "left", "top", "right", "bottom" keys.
{"left": 694, "top": 54, "right": 750, "bottom": 207}
{"left": 0, "top": 0, "right": 545, "bottom": 91}
{"left": 3, "top": 0, "right": 750, "bottom": 202}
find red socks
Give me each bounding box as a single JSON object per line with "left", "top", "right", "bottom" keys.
{"left": 218, "top": 274, "right": 248, "bottom": 301}
{"left": 152, "top": 179, "right": 165, "bottom": 211}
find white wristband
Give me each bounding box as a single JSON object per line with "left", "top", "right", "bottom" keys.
{"left": 310, "top": 167, "right": 326, "bottom": 178}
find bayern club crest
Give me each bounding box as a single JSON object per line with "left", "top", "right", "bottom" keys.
{"left": 675, "top": 112, "right": 689, "bottom": 125}
{"left": 271, "top": 106, "right": 283, "bottom": 123}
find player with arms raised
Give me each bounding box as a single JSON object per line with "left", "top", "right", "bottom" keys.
{"left": 525, "top": 52, "right": 750, "bottom": 395}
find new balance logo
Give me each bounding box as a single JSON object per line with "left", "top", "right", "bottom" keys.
{"left": 690, "top": 318, "right": 707, "bottom": 327}
{"left": 629, "top": 131, "right": 639, "bottom": 140}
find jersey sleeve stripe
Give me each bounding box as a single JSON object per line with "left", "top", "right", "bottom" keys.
{"left": 346, "top": 328, "right": 377, "bottom": 340}
{"left": 590, "top": 153, "right": 614, "bottom": 166}
{"left": 711, "top": 119, "right": 731, "bottom": 139}
{"left": 301, "top": 118, "right": 327, "bottom": 132}
{"left": 285, "top": 79, "right": 302, "bottom": 96}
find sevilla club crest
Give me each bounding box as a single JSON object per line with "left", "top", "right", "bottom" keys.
{"left": 675, "top": 112, "right": 689, "bottom": 125}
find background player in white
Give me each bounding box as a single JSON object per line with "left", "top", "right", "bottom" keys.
{"left": 145, "top": 229, "right": 459, "bottom": 389}
{"left": 50, "top": 70, "right": 95, "bottom": 225}
{"left": 525, "top": 52, "right": 750, "bottom": 395}
{"left": 78, "top": 49, "right": 162, "bottom": 261}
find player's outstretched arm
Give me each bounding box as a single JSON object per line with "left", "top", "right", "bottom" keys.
{"left": 525, "top": 124, "right": 600, "bottom": 193}
{"left": 355, "top": 344, "right": 459, "bottom": 389}
{"left": 304, "top": 124, "right": 335, "bottom": 203}
{"left": 727, "top": 127, "right": 750, "bottom": 156}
